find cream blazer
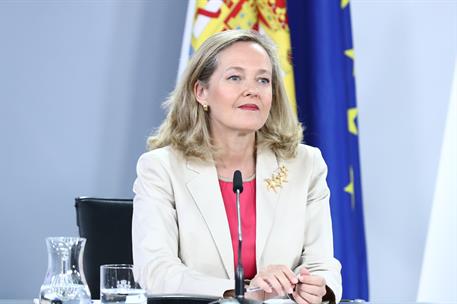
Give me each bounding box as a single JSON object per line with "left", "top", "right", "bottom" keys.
{"left": 132, "top": 144, "right": 342, "bottom": 301}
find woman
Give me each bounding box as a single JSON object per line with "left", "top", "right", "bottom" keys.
{"left": 132, "top": 30, "right": 342, "bottom": 303}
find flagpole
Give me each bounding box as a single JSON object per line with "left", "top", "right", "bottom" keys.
{"left": 177, "top": 0, "right": 196, "bottom": 83}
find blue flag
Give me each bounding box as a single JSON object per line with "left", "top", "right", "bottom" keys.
{"left": 287, "top": 1, "right": 369, "bottom": 300}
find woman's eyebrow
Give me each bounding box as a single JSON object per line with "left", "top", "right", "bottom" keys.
{"left": 224, "top": 66, "right": 272, "bottom": 75}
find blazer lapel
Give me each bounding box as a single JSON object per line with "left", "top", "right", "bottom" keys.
{"left": 255, "top": 147, "right": 282, "bottom": 266}
{"left": 185, "top": 160, "right": 234, "bottom": 279}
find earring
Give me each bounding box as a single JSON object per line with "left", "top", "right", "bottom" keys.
{"left": 203, "top": 104, "right": 209, "bottom": 112}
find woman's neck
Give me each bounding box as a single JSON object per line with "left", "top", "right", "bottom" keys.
{"left": 212, "top": 131, "right": 256, "bottom": 180}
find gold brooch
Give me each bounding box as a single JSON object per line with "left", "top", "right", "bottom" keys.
{"left": 265, "top": 164, "right": 288, "bottom": 192}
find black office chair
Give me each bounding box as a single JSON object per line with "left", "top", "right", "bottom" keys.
{"left": 75, "top": 197, "right": 133, "bottom": 299}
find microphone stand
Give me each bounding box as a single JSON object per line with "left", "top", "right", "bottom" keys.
{"left": 211, "top": 171, "right": 262, "bottom": 304}
{"left": 235, "top": 187, "right": 245, "bottom": 300}
{"left": 233, "top": 172, "right": 261, "bottom": 304}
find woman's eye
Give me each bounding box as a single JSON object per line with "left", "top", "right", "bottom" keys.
{"left": 228, "top": 75, "right": 241, "bottom": 81}
{"left": 258, "top": 78, "right": 270, "bottom": 84}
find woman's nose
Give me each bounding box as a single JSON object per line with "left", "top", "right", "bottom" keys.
{"left": 242, "top": 81, "right": 260, "bottom": 98}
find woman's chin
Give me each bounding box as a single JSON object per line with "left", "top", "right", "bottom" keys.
{"left": 232, "top": 126, "right": 263, "bottom": 134}
{"left": 231, "top": 121, "right": 267, "bottom": 133}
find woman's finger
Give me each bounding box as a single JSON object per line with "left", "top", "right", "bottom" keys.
{"left": 263, "top": 273, "right": 285, "bottom": 296}
{"left": 292, "top": 290, "right": 309, "bottom": 304}
{"left": 250, "top": 276, "right": 272, "bottom": 293}
{"left": 299, "top": 274, "right": 326, "bottom": 287}
{"left": 255, "top": 265, "right": 299, "bottom": 296}
{"left": 299, "top": 267, "right": 311, "bottom": 277}
{"left": 296, "top": 282, "right": 326, "bottom": 298}
{"left": 299, "top": 289, "right": 322, "bottom": 304}
{"left": 272, "top": 269, "right": 295, "bottom": 294}
{"left": 279, "top": 265, "right": 299, "bottom": 285}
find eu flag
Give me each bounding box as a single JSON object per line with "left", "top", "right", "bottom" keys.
{"left": 287, "top": 1, "right": 369, "bottom": 300}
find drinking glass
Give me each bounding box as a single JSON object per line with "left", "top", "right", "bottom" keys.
{"left": 100, "top": 264, "right": 146, "bottom": 304}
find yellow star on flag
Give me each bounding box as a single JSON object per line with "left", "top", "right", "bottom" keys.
{"left": 341, "top": 0, "right": 350, "bottom": 9}
{"left": 344, "top": 166, "right": 356, "bottom": 209}
{"left": 344, "top": 48, "right": 355, "bottom": 75}
{"left": 344, "top": 48, "right": 354, "bottom": 60}
{"left": 347, "top": 107, "right": 358, "bottom": 135}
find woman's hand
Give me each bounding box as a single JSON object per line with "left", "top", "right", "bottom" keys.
{"left": 249, "top": 264, "right": 298, "bottom": 298}
{"left": 292, "top": 268, "right": 327, "bottom": 304}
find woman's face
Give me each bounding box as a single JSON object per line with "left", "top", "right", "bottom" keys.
{"left": 195, "top": 41, "right": 273, "bottom": 137}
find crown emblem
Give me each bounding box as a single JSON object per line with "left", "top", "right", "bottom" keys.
{"left": 265, "top": 164, "right": 288, "bottom": 192}
{"left": 116, "top": 279, "right": 131, "bottom": 289}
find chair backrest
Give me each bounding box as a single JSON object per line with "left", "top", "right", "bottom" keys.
{"left": 75, "top": 197, "right": 133, "bottom": 299}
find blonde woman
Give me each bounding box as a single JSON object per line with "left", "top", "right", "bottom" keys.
{"left": 132, "top": 30, "right": 342, "bottom": 303}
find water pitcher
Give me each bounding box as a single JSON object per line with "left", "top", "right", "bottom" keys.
{"left": 39, "top": 237, "right": 91, "bottom": 304}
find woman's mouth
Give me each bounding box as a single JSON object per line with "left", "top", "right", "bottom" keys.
{"left": 238, "top": 104, "right": 259, "bottom": 111}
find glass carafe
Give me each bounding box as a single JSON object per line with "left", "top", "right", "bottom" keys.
{"left": 39, "top": 237, "right": 91, "bottom": 304}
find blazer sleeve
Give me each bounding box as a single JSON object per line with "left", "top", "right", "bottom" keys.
{"left": 293, "top": 147, "right": 343, "bottom": 302}
{"left": 132, "top": 152, "right": 233, "bottom": 297}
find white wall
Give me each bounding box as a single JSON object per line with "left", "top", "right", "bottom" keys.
{"left": 1, "top": 0, "right": 456, "bottom": 301}
{"left": 0, "top": 1, "right": 186, "bottom": 298}
{"left": 351, "top": 0, "right": 457, "bottom": 301}
{"left": 417, "top": 57, "right": 457, "bottom": 302}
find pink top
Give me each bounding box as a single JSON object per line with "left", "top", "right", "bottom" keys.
{"left": 219, "top": 177, "right": 257, "bottom": 279}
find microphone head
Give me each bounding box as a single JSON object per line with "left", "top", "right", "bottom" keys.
{"left": 233, "top": 170, "right": 243, "bottom": 193}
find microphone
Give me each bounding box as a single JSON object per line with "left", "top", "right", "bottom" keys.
{"left": 233, "top": 170, "right": 243, "bottom": 194}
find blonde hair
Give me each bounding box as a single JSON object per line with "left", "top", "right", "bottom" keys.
{"left": 147, "top": 30, "right": 303, "bottom": 161}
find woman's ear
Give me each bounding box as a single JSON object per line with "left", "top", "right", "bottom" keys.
{"left": 194, "top": 80, "right": 208, "bottom": 105}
